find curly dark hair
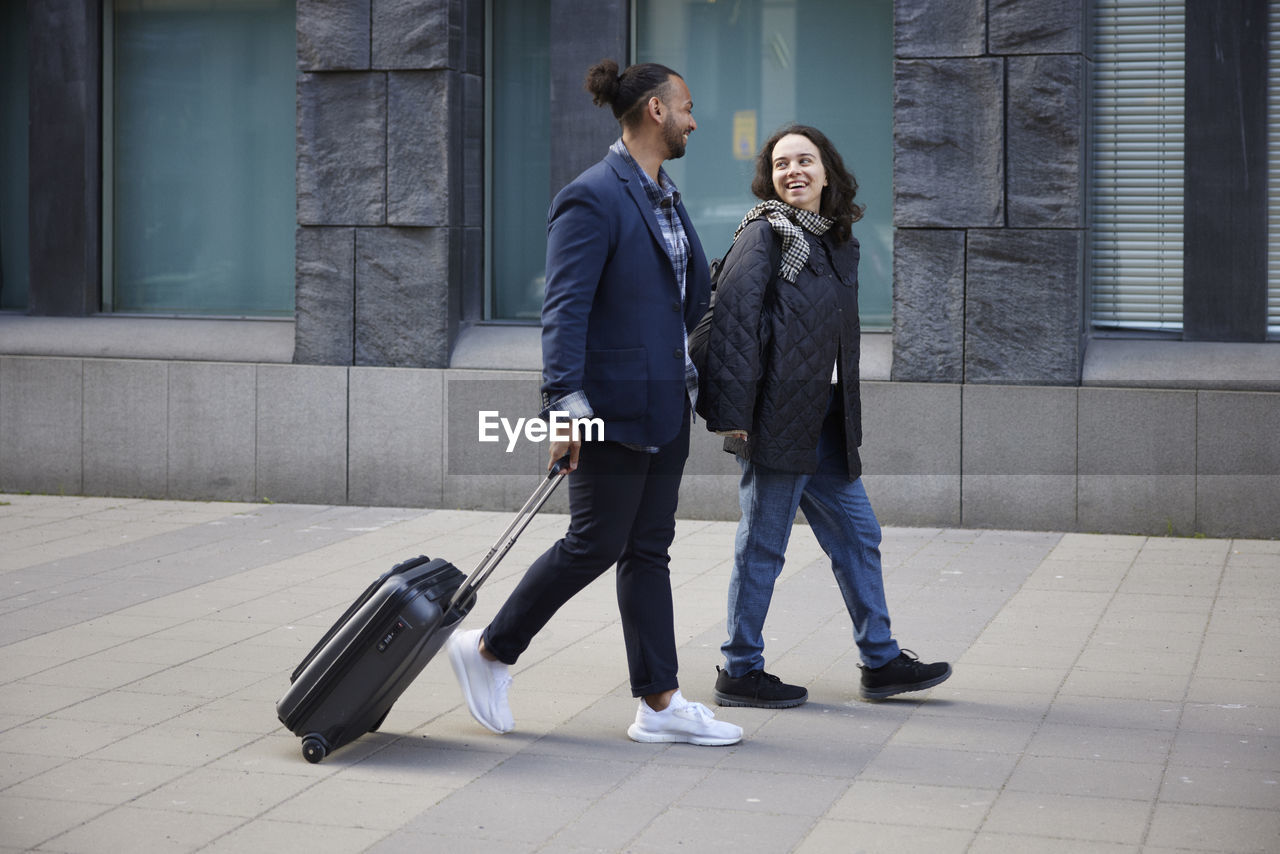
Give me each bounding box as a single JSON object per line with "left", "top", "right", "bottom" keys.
{"left": 751, "top": 124, "right": 864, "bottom": 244}
{"left": 584, "top": 59, "right": 682, "bottom": 128}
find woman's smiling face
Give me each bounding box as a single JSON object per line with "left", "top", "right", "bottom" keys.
{"left": 770, "top": 133, "right": 827, "bottom": 213}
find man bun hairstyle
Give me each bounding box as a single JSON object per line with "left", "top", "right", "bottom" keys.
{"left": 584, "top": 59, "right": 682, "bottom": 128}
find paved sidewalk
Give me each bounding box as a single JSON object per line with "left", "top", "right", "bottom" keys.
{"left": 0, "top": 493, "right": 1276, "bottom": 853}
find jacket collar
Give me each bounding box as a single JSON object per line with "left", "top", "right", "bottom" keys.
{"left": 605, "top": 146, "right": 677, "bottom": 256}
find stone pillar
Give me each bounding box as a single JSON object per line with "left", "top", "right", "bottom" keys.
{"left": 294, "top": 0, "right": 483, "bottom": 367}
{"left": 891, "top": 0, "right": 1089, "bottom": 386}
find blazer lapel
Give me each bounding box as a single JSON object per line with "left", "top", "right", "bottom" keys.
{"left": 607, "top": 151, "right": 672, "bottom": 259}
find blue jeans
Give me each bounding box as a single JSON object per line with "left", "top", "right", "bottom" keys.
{"left": 722, "top": 396, "right": 900, "bottom": 676}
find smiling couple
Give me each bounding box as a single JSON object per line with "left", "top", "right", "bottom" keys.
{"left": 447, "top": 59, "right": 951, "bottom": 748}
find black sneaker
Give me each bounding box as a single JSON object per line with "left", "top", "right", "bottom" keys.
{"left": 859, "top": 650, "right": 951, "bottom": 700}
{"left": 713, "top": 667, "right": 808, "bottom": 709}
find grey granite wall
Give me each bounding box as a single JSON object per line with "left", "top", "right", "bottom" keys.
{"left": 5, "top": 355, "right": 1278, "bottom": 538}
{"left": 294, "top": 0, "right": 483, "bottom": 368}
{"left": 892, "top": 0, "right": 1089, "bottom": 385}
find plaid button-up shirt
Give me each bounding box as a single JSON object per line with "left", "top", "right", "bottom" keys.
{"left": 610, "top": 139, "right": 700, "bottom": 416}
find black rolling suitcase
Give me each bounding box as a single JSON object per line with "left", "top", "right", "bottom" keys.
{"left": 276, "top": 462, "right": 567, "bottom": 763}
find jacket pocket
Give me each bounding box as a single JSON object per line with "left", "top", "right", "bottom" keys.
{"left": 584, "top": 347, "right": 648, "bottom": 421}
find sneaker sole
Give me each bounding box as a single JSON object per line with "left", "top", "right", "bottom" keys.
{"left": 859, "top": 665, "right": 952, "bottom": 701}
{"left": 626, "top": 723, "right": 741, "bottom": 747}
{"left": 447, "top": 637, "right": 512, "bottom": 734}
{"left": 713, "top": 689, "right": 808, "bottom": 709}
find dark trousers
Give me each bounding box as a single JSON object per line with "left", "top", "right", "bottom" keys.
{"left": 482, "top": 411, "right": 691, "bottom": 697}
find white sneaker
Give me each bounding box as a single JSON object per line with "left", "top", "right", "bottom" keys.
{"left": 447, "top": 628, "right": 514, "bottom": 734}
{"left": 626, "top": 690, "right": 743, "bottom": 746}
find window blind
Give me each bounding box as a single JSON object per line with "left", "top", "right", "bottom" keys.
{"left": 1092, "top": 0, "right": 1185, "bottom": 332}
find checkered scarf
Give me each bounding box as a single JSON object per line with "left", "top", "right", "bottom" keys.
{"left": 733, "top": 201, "right": 834, "bottom": 283}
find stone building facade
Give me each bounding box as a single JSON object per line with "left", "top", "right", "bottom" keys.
{"left": 2, "top": 0, "right": 1278, "bottom": 537}
{"left": 893, "top": 0, "right": 1089, "bottom": 386}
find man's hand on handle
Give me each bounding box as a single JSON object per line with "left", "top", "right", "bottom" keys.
{"left": 549, "top": 439, "right": 581, "bottom": 473}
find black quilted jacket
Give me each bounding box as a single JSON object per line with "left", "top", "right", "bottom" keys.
{"left": 699, "top": 218, "right": 863, "bottom": 479}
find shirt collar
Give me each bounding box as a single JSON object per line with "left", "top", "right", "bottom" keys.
{"left": 611, "top": 138, "right": 681, "bottom": 208}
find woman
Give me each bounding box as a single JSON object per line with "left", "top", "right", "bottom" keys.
{"left": 699, "top": 124, "right": 951, "bottom": 707}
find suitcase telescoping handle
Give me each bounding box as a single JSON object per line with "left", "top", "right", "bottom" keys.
{"left": 446, "top": 456, "right": 570, "bottom": 612}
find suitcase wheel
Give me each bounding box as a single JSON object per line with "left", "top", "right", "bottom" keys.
{"left": 301, "top": 734, "right": 329, "bottom": 764}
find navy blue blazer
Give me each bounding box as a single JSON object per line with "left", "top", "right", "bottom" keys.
{"left": 540, "top": 149, "right": 712, "bottom": 448}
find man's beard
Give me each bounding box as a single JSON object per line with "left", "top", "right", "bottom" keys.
{"left": 663, "top": 114, "right": 687, "bottom": 159}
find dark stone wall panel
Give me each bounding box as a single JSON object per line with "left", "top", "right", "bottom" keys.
{"left": 965, "top": 229, "right": 1084, "bottom": 385}
{"left": 373, "top": 0, "right": 454, "bottom": 70}
{"left": 895, "top": 0, "right": 986, "bottom": 58}
{"left": 355, "top": 227, "right": 450, "bottom": 368}
{"left": 298, "top": 0, "right": 371, "bottom": 71}
{"left": 297, "top": 73, "right": 387, "bottom": 226}
{"left": 892, "top": 229, "right": 966, "bottom": 383}
{"left": 295, "top": 227, "right": 355, "bottom": 365}
{"left": 989, "top": 0, "right": 1087, "bottom": 56}
{"left": 1007, "top": 55, "right": 1085, "bottom": 228}
{"left": 894, "top": 58, "right": 1004, "bottom": 228}
{"left": 296, "top": 0, "right": 486, "bottom": 365}
{"left": 388, "top": 71, "right": 455, "bottom": 226}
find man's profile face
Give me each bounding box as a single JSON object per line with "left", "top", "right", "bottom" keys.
{"left": 659, "top": 76, "right": 696, "bottom": 160}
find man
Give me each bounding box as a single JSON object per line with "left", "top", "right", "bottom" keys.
{"left": 447, "top": 60, "right": 741, "bottom": 746}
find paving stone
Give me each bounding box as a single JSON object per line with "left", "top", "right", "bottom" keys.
{"left": 41, "top": 806, "right": 245, "bottom": 854}
{"left": 0, "top": 493, "right": 1276, "bottom": 852}
{"left": 827, "top": 780, "right": 995, "bottom": 830}
{"left": 982, "top": 790, "right": 1150, "bottom": 845}
{"left": 1146, "top": 802, "right": 1280, "bottom": 852}
{"left": 799, "top": 821, "right": 974, "bottom": 854}
{"left": 0, "top": 796, "right": 113, "bottom": 851}
{"left": 1004, "top": 755, "right": 1163, "bottom": 801}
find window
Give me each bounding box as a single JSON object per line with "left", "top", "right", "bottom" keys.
{"left": 105, "top": 0, "right": 295, "bottom": 316}
{"left": 486, "top": 0, "right": 551, "bottom": 322}
{"left": 636, "top": 0, "right": 894, "bottom": 328}
{"left": 484, "top": 0, "right": 893, "bottom": 327}
{"left": 1091, "top": 0, "right": 1185, "bottom": 332}
{"left": 1093, "top": 0, "right": 1277, "bottom": 341}
{"left": 1, "top": 1, "right": 28, "bottom": 311}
